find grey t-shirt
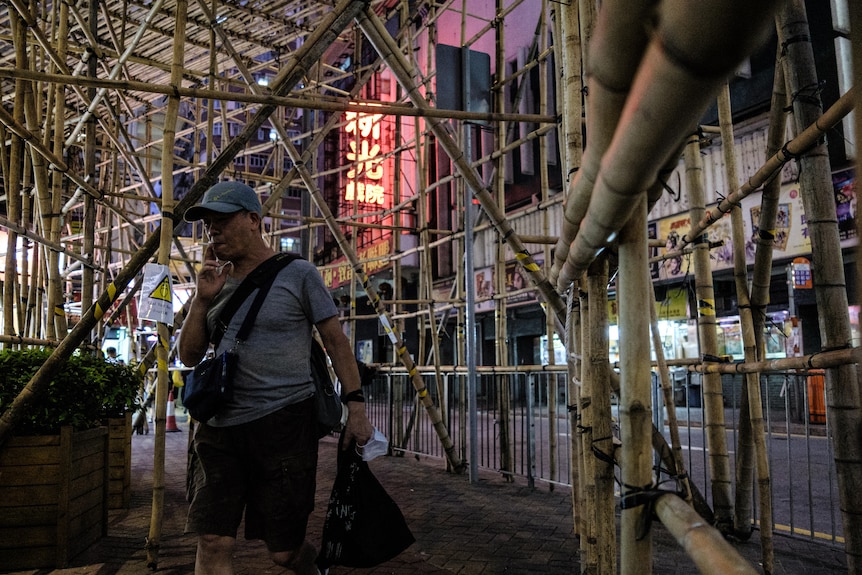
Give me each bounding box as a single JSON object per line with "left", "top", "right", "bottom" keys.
{"left": 204, "top": 257, "right": 338, "bottom": 426}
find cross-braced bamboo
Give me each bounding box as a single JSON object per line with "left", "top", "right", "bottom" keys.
{"left": 778, "top": 2, "right": 862, "bottom": 570}
{"left": 717, "top": 83, "right": 774, "bottom": 572}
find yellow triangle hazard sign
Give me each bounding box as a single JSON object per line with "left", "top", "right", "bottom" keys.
{"left": 149, "top": 276, "right": 172, "bottom": 303}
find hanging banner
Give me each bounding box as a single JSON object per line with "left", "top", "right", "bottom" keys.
{"left": 139, "top": 263, "right": 174, "bottom": 325}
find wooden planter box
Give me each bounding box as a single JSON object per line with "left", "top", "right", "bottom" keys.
{"left": 107, "top": 413, "right": 132, "bottom": 510}
{"left": 0, "top": 426, "right": 108, "bottom": 570}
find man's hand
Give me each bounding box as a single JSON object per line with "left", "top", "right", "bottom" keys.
{"left": 342, "top": 402, "right": 374, "bottom": 450}
{"left": 195, "top": 245, "right": 229, "bottom": 303}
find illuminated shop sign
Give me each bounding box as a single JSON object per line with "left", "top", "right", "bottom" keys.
{"left": 344, "top": 110, "right": 386, "bottom": 206}
{"left": 322, "top": 237, "right": 392, "bottom": 290}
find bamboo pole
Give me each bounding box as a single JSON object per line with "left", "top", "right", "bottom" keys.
{"left": 558, "top": 0, "right": 591, "bottom": 539}
{"left": 2, "top": 10, "right": 26, "bottom": 346}
{"left": 717, "top": 84, "right": 774, "bottom": 572}
{"left": 696, "top": 347, "right": 860, "bottom": 375}
{"left": 684, "top": 133, "right": 734, "bottom": 533}
{"left": 777, "top": 3, "right": 862, "bottom": 570}
{"left": 48, "top": 7, "right": 69, "bottom": 341}
{"left": 0, "top": 0, "right": 365, "bottom": 447}
{"left": 588, "top": 257, "right": 616, "bottom": 574}
{"left": 0, "top": 68, "right": 555, "bottom": 126}
{"left": 21, "top": 75, "right": 62, "bottom": 340}
{"left": 749, "top": 51, "right": 787, "bottom": 385}
{"left": 654, "top": 494, "right": 759, "bottom": 575}
{"left": 537, "top": 0, "right": 560, "bottom": 493}
{"left": 415, "top": 10, "right": 436, "bottom": 452}
{"left": 578, "top": 282, "right": 596, "bottom": 572}
{"left": 554, "top": 0, "right": 784, "bottom": 290}
{"left": 567, "top": 289, "right": 584, "bottom": 542}
{"left": 80, "top": 0, "right": 97, "bottom": 331}
{"left": 550, "top": 0, "right": 652, "bottom": 289}
{"left": 618, "top": 196, "right": 653, "bottom": 574}
{"left": 145, "top": 0, "right": 186, "bottom": 567}
{"left": 494, "top": 0, "right": 514, "bottom": 482}
{"left": 648, "top": 294, "right": 691, "bottom": 503}
{"left": 733, "top": 50, "right": 787, "bottom": 543}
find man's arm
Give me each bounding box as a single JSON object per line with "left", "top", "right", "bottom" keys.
{"left": 177, "top": 296, "right": 213, "bottom": 366}
{"left": 178, "top": 246, "right": 227, "bottom": 366}
{"left": 316, "top": 314, "right": 374, "bottom": 448}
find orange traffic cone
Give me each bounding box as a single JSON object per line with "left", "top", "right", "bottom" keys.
{"left": 166, "top": 389, "right": 181, "bottom": 432}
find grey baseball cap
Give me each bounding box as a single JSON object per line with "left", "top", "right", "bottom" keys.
{"left": 184, "top": 181, "right": 262, "bottom": 222}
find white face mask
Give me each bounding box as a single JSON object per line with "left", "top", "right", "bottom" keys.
{"left": 358, "top": 427, "right": 389, "bottom": 461}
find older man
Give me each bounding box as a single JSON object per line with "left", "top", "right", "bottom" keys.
{"left": 179, "top": 181, "right": 373, "bottom": 575}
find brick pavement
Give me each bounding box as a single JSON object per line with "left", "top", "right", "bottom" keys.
{"left": 0, "top": 421, "right": 848, "bottom": 575}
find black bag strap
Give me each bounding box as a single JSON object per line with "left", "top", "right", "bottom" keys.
{"left": 212, "top": 252, "right": 302, "bottom": 347}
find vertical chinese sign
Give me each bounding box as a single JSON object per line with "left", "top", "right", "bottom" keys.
{"left": 344, "top": 110, "right": 388, "bottom": 208}
{"left": 325, "top": 108, "right": 394, "bottom": 290}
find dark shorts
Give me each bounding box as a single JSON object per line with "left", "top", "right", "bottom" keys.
{"left": 186, "top": 397, "right": 318, "bottom": 552}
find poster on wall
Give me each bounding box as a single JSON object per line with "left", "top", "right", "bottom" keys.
{"left": 651, "top": 173, "right": 858, "bottom": 280}
{"left": 649, "top": 213, "right": 694, "bottom": 281}
{"left": 833, "top": 168, "right": 857, "bottom": 243}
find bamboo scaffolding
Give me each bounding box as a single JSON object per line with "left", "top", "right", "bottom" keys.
{"left": 4, "top": 0, "right": 163, "bottom": 205}
{"left": 618, "top": 196, "right": 653, "bottom": 574}
{"left": 80, "top": 0, "right": 98, "bottom": 343}
{"left": 550, "top": 0, "right": 653, "bottom": 290}
{"left": 777, "top": 4, "right": 862, "bottom": 570}
{"left": 553, "top": 0, "right": 784, "bottom": 290}
{"left": 145, "top": 1, "right": 186, "bottom": 566}
{"left": 494, "top": 0, "right": 514, "bottom": 483}
{"left": 356, "top": 7, "right": 568, "bottom": 332}
{"left": 0, "top": 3, "right": 856, "bottom": 572}
{"left": 578, "top": 283, "right": 596, "bottom": 571}
{"left": 675, "top": 85, "right": 857, "bottom": 253}
{"left": 538, "top": 1, "right": 561, "bottom": 494}
{"left": 0, "top": 0, "right": 366, "bottom": 447}
{"left": 648, "top": 294, "right": 691, "bottom": 504}
{"left": 0, "top": 68, "right": 556, "bottom": 126}
{"left": 587, "top": 257, "right": 616, "bottom": 574}
{"left": 654, "top": 494, "right": 758, "bottom": 575}
{"left": 684, "top": 133, "right": 734, "bottom": 532}
{"left": 717, "top": 84, "right": 774, "bottom": 571}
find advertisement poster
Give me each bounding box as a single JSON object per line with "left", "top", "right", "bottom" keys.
{"left": 652, "top": 171, "right": 857, "bottom": 282}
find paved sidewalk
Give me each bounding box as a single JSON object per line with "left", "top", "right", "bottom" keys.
{"left": 1, "top": 422, "right": 848, "bottom": 574}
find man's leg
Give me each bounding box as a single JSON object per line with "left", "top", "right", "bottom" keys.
{"left": 195, "top": 534, "right": 236, "bottom": 575}
{"left": 270, "top": 540, "right": 319, "bottom": 575}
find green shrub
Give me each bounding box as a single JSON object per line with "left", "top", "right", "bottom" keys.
{"left": 0, "top": 348, "right": 144, "bottom": 435}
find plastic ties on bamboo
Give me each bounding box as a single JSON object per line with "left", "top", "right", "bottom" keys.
{"left": 780, "top": 34, "right": 810, "bottom": 56}
{"left": 619, "top": 483, "right": 665, "bottom": 541}
{"left": 590, "top": 435, "right": 616, "bottom": 466}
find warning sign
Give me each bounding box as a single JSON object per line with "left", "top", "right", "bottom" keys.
{"left": 149, "top": 276, "right": 173, "bottom": 303}
{"left": 139, "top": 263, "right": 174, "bottom": 325}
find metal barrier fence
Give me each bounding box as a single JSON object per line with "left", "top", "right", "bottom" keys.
{"left": 363, "top": 366, "right": 842, "bottom": 547}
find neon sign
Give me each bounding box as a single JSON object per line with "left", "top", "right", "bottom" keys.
{"left": 344, "top": 110, "right": 386, "bottom": 205}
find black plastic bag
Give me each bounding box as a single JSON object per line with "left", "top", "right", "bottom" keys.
{"left": 182, "top": 350, "right": 236, "bottom": 421}
{"left": 318, "top": 435, "right": 415, "bottom": 568}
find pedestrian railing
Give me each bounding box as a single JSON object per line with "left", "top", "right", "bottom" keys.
{"left": 363, "top": 365, "right": 842, "bottom": 547}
